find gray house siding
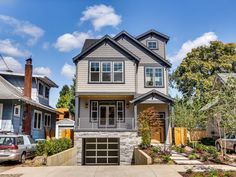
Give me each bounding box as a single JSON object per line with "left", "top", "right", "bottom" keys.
{"left": 138, "top": 34, "right": 166, "bottom": 58}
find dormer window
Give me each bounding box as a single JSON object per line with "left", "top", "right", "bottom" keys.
{"left": 147, "top": 40, "right": 158, "bottom": 49}
{"left": 38, "top": 82, "right": 44, "bottom": 96}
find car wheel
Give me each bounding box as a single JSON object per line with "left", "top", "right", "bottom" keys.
{"left": 20, "top": 153, "right": 26, "bottom": 164}
{"left": 216, "top": 143, "right": 221, "bottom": 151}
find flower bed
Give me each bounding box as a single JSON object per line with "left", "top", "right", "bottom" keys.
{"left": 172, "top": 143, "right": 235, "bottom": 165}
{"left": 140, "top": 146, "right": 174, "bottom": 164}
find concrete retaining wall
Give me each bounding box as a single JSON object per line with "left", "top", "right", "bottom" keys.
{"left": 47, "top": 147, "right": 77, "bottom": 166}
{"left": 134, "top": 147, "right": 152, "bottom": 165}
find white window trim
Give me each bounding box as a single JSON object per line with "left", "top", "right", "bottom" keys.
{"left": 147, "top": 40, "right": 158, "bottom": 49}
{"left": 117, "top": 101, "right": 124, "bottom": 121}
{"left": 89, "top": 61, "right": 100, "bottom": 82}
{"left": 90, "top": 101, "right": 98, "bottom": 122}
{"left": 113, "top": 62, "right": 124, "bottom": 83}
{"left": 101, "top": 61, "right": 112, "bottom": 82}
{"left": 0, "top": 104, "right": 3, "bottom": 120}
{"left": 44, "top": 113, "right": 51, "bottom": 127}
{"left": 89, "top": 61, "right": 124, "bottom": 83}
{"left": 33, "top": 110, "right": 42, "bottom": 130}
{"left": 13, "top": 105, "right": 21, "bottom": 117}
{"left": 145, "top": 67, "right": 164, "bottom": 87}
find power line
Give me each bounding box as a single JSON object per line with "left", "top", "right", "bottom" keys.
{"left": 0, "top": 54, "right": 12, "bottom": 72}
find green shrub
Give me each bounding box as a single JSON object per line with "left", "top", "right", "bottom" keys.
{"left": 141, "top": 130, "right": 151, "bottom": 147}
{"left": 36, "top": 138, "right": 72, "bottom": 156}
{"left": 188, "top": 153, "right": 200, "bottom": 160}
{"left": 152, "top": 146, "right": 161, "bottom": 153}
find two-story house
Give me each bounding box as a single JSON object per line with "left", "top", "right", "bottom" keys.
{"left": 0, "top": 58, "right": 58, "bottom": 140}
{"left": 73, "top": 29, "right": 174, "bottom": 165}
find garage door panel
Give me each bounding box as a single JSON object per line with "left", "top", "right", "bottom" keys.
{"left": 84, "top": 138, "right": 119, "bottom": 165}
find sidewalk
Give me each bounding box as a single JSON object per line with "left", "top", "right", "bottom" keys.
{"left": 2, "top": 165, "right": 236, "bottom": 177}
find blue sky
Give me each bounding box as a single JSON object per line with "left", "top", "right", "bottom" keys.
{"left": 0, "top": 0, "right": 235, "bottom": 107}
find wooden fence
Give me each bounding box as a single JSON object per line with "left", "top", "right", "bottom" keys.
{"left": 61, "top": 129, "right": 74, "bottom": 145}
{"left": 173, "top": 127, "right": 207, "bottom": 145}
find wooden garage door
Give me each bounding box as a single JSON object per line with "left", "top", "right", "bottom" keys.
{"left": 84, "top": 138, "right": 119, "bottom": 165}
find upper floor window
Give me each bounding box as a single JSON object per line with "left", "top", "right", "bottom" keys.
{"left": 145, "top": 67, "right": 164, "bottom": 87}
{"left": 38, "top": 82, "right": 44, "bottom": 96}
{"left": 45, "top": 86, "right": 50, "bottom": 99}
{"left": 89, "top": 61, "right": 124, "bottom": 83}
{"left": 38, "top": 81, "right": 50, "bottom": 99}
{"left": 147, "top": 40, "right": 158, "bottom": 49}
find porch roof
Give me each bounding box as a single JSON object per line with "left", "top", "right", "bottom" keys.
{"left": 130, "top": 89, "right": 174, "bottom": 105}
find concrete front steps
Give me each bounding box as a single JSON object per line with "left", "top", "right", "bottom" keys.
{"left": 170, "top": 151, "right": 203, "bottom": 165}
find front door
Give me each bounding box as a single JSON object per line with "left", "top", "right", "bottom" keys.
{"left": 99, "top": 105, "right": 115, "bottom": 128}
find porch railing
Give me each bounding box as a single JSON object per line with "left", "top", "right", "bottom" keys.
{"left": 78, "top": 117, "right": 136, "bottom": 130}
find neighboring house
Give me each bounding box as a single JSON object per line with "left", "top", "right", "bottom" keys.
{"left": 201, "top": 73, "right": 236, "bottom": 138}
{"left": 0, "top": 58, "right": 58, "bottom": 140}
{"left": 73, "top": 29, "right": 174, "bottom": 165}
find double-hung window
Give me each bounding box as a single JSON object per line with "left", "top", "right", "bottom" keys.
{"left": 117, "top": 101, "right": 124, "bottom": 121}
{"left": 44, "top": 113, "right": 51, "bottom": 127}
{"left": 89, "top": 61, "right": 124, "bottom": 83}
{"left": 38, "top": 82, "right": 44, "bottom": 96}
{"left": 91, "top": 101, "right": 98, "bottom": 122}
{"left": 33, "top": 110, "right": 42, "bottom": 129}
{"left": 101, "top": 62, "right": 112, "bottom": 82}
{"left": 90, "top": 62, "right": 100, "bottom": 82}
{"left": 113, "top": 62, "right": 123, "bottom": 82}
{"left": 145, "top": 67, "right": 164, "bottom": 87}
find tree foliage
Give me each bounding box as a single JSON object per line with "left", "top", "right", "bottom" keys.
{"left": 69, "top": 77, "right": 75, "bottom": 117}
{"left": 172, "top": 41, "right": 236, "bottom": 104}
{"left": 138, "top": 107, "right": 160, "bottom": 147}
{"left": 172, "top": 97, "right": 206, "bottom": 133}
{"left": 56, "top": 85, "right": 71, "bottom": 108}
{"left": 210, "top": 77, "right": 236, "bottom": 134}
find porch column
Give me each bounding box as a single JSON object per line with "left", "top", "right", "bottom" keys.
{"left": 134, "top": 104, "right": 138, "bottom": 130}
{"left": 164, "top": 103, "right": 172, "bottom": 145}
{"left": 75, "top": 95, "right": 79, "bottom": 130}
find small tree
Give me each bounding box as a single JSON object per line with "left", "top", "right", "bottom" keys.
{"left": 69, "top": 76, "right": 76, "bottom": 118}
{"left": 138, "top": 107, "right": 159, "bottom": 147}
{"left": 56, "top": 85, "right": 71, "bottom": 108}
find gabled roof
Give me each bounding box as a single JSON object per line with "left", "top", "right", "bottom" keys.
{"left": 0, "top": 71, "right": 58, "bottom": 88}
{"left": 136, "top": 29, "right": 170, "bottom": 42}
{"left": 73, "top": 35, "right": 140, "bottom": 63}
{"left": 130, "top": 89, "right": 174, "bottom": 105}
{"left": 81, "top": 39, "right": 99, "bottom": 52}
{"left": 56, "top": 118, "right": 74, "bottom": 125}
{"left": 0, "top": 75, "right": 57, "bottom": 113}
{"left": 113, "top": 31, "right": 172, "bottom": 67}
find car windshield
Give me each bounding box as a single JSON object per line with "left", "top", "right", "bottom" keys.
{"left": 0, "top": 137, "right": 15, "bottom": 146}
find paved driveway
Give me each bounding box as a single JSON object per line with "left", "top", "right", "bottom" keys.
{"left": 1, "top": 165, "right": 236, "bottom": 177}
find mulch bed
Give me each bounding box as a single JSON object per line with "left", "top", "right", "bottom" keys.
{"left": 0, "top": 175, "right": 22, "bottom": 177}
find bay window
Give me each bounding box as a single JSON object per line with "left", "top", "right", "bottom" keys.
{"left": 89, "top": 61, "right": 124, "bottom": 83}
{"left": 145, "top": 67, "right": 164, "bottom": 87}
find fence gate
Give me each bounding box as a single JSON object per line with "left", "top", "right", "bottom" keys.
{"left": 174, "top": 127, "right": 187, "bottom": 145}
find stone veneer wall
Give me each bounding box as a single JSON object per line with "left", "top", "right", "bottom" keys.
{"left": 74, "top": 131, "right": 141, "bottom": 165}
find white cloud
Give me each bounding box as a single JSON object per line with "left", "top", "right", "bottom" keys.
{"left": 169, "top": 32, "right": 218, "bottom": 68}
{"left": 0, "top": 15, "right": 44, "bottom": 45}
{"left": 61, "top": 63, "right": 75, "bottom": 80}
{"left": 0, "top": 56, "right": 22, "bottom": 72}
{"left": 34, "top": 67, "right": 51, "bottom": 77}
{"left": 0, "top": 39, "right": 30, "bottom": 57}
{"left": 80, "top": 4, "right": 121, "bottom": 31}
{"left": 54, "top": 31, "right": 93, "bottom": 52}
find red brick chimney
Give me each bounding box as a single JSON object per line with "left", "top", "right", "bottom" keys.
{"left": 23, "top": 58, "right": 32, "bottom": 98}
{"left": 22, "top": 58, "right": 33, "bottom": 136}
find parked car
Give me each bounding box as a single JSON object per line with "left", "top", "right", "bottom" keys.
{"left": 215, "top": 134, "right": 236, "bottom": 153}
{"left": 0, "top": 134, "right": 36, "bottom": 163}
